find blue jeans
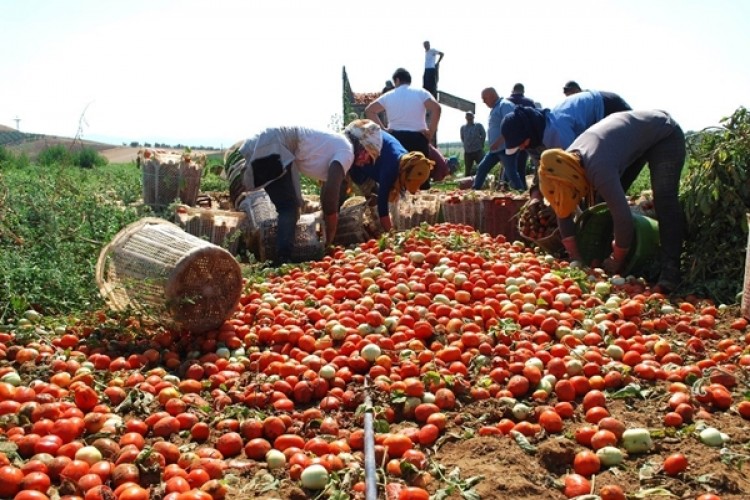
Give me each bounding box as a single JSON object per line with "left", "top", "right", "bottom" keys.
{"left": 472, "top": 150, "right": 525, "bottom": 190}
{"left": 502, "top": 151, "right": 528, "bottom": 190}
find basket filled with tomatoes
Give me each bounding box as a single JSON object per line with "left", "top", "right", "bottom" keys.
{"left": 440, "top": 190, "right": 482, "bottom": 229}
{"left": 517, "top": 199, "right": 563, "bottom": 255}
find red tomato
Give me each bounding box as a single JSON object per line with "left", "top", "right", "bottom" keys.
{"left": 662, "top": 453, "right": 688, "bottom": 476}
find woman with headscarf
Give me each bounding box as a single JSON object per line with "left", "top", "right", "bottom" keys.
{"left": 225, "top": 124, "right": 373, "bottom": 263}
{"left": 501, "top": 90, "right": 632, "bottom": 200}
{"left": 345, "top": 119, "right": 434, "bottom": 231}
{"left": 539, "top": 109, "right": 685, "bottom": 293}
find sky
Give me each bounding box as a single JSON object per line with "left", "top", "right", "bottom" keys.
{"left": 2, "top": 0, "right": 749, "bottom": 150}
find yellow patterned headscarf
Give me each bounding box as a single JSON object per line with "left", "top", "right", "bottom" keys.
{"left": 538, "top": 149, "right": 591, "bottom": 218}
{"left": 390, "top": 152, "right": 434, "bottom": 202}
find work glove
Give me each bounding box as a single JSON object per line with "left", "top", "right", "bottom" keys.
{"left": 602, "top": 243, "right": 629, "bottom": 275}
{"left": 561, "top": 236, "right": 582, "bottom": 262}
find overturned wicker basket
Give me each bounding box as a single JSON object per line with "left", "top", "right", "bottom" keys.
{"left": 96, "top": 218, "right": 243, "bottom": 334}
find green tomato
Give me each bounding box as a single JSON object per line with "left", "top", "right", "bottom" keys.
{"left": 301, "top": 464, "right": 329, "bottom": 489}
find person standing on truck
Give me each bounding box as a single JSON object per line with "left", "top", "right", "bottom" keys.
{"left": 422, "top": 41, "right": 444, "bottom": 98}
{"left": 538, "top": 109, "right": 685, "bottom": 293}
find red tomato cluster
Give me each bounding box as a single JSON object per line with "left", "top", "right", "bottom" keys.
{"left": 0, "top": 223, "right": 746, "bottom": 499}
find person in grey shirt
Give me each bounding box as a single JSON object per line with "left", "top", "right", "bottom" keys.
{"left": 538, "top": 109, "right": 685, "bottom": 293}
{"left": 501, "top": 90, "right": 632, "bottom": 201}
{"left": 460, "top": 111, "right": 485, "bottom": 176}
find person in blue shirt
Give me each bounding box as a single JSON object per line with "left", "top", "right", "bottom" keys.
{"left": 501, "top": 90, "right": 632, "bottom": 200}
{"left": 471, "top": 87, "right": 524, "bottom": 191}
{"left": 345, "top": 120, "right": 433, "bottom": 231}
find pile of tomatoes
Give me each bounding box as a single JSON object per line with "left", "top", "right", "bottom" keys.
{"left": 0, "top": 222, "right": 748, "bottom": 500}
{"left": 518, "top": 199, "right": 558, "bottom": 240}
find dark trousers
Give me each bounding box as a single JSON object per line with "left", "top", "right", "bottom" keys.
{"left": 502, "top": 151, "right": 529, "bottom": 190}
{"left": 473, "top": 150, "right": 525, "bottom": 190}
{"left": 423, "top": 68, "right": 438, "bottom": 98}
{"left": 645, "top": 127, "right": 686, "bottom": 280}
{"left": 464, "top": 150, "right": 484, "bottom": 176}
{"left": 251, "top": 156, "right": 300, "bottom": 262}
{"left": 616, "top": 127, "right": 686, "bottom": 281}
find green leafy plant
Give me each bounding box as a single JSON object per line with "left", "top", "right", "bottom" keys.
{"left": 679, "top": 106, "right": 750, "bottom": 303}
{"left": 37, "top": 144, "right": 73, "bottom": 166}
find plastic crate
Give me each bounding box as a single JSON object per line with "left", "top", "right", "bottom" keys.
{"left": 259, "top": 213, "right": 324, "bottom": 263}
{"left": 481, "top": 194, "right": 527, "bottom": 240}
{"left": 175, "top": 206, "right": 246, "bottom": 255}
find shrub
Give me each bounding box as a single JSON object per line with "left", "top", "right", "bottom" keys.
{"left": 74, "top": 147, "right": 108, "bottom": 169}
{"left": 0, "top": 147, "right": 30, "bottom": 170}
{"left": 678, "top": 107, "right": 750, "bottom": 303}
{"left": 0, "top": 162, "right": 142, "bottom": 320}
{"left": 37, "top": 144, "right": 73, "bottom": 166}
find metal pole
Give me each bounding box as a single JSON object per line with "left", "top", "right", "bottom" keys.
{"left": 363, "top": 379, "right": 378, "bottom": 500}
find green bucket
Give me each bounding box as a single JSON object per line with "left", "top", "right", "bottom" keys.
{"left": 575, "top": 203, "right": 660, "bottom": 275}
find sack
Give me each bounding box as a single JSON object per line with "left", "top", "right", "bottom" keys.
{"left": 428, "top": 145, "right": 449, "bottom": 181}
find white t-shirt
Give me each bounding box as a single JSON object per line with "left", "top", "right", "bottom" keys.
{"left": 376, "top": 85, "right": 432, "bottom": 131}
{"left": 425, "top": 48, "right": 441, "bottom": 69}
{"left": 295, "top": 129, "right": 354, "bottom": 180}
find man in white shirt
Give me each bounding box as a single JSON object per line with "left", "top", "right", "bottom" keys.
{"left": 364, "top": 68, "right": 441, "bottom": 157}
{"left": 365, "top": 68, "right": 441, "bottom": 189}
{"left": 225, "top": 126, "right": 357, "bottom": 263}
{"left": 422, "top": 40, "right": 444, "bottom": 98}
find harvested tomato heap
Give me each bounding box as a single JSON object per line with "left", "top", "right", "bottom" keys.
{"left": 0, "top": 223, "right": 747, "bottom": 500}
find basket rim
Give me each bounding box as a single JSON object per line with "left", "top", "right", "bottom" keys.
{"left": 95, "top": 218, "right": 179, "bottom": 299}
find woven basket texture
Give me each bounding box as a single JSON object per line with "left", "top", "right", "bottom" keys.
{"left": 259, "top": 213, "right": 323, "bottom": 263}
{"left": 175, "top": 206, "right": 246, "bottom": 255}
{"left": 96, "top": 218, "right": 242, "bottom": 333}
{"left": 389, "top": 193, "right": 441, "bottom": 231}
{"left": 140, "top": 151, "right": 205, "bottom": 210}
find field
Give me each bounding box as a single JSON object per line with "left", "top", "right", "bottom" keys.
{"left": 0, "top": 111, "right": 749, "bottom": 500}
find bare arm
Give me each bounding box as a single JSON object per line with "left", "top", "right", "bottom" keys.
{"left": 364, "top": 102, "right": 386, "bottom": 129}
{"left": 437, "top": 51, "right": 445, "bottom": 64}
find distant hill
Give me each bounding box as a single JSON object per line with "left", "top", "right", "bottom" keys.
{"left": 0, "top": 125, "right": 120, "bottom": 161}
{"left": 0, "top": 125, "right": 221, "bottom": 164}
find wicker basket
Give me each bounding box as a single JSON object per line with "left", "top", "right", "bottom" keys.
{"left": 237, "top": 190, "right": 278, "bottom": 234}
{"left": 174, "top": 205, "right": 247, "bottom": 255}
{"left": 139, "top": 150, "right": 206, "bottom": 210}
{"left": 519, "top": 219, "right": 564, "bottom": 255}
{"left": 389, "top": 193, "right": 442, "bottom": 231}
{"left": 334, "top": 197, "right": 369, "bottom": 246}
{"left": 441, "top": 192, "right": 482, "bottom": 229}
{"left": 516, "top": 201, "right": 564, "bottom": 255}
{"left": 259, "top": 213, "right": 324, "bottom": 263}
{"left": 96, "top": 218, "right": 243, "bottom": 334}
